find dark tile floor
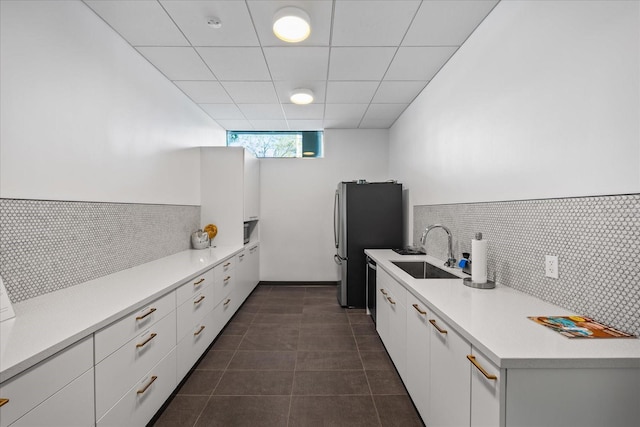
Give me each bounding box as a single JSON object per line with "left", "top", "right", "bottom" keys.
{"left": 151, "top": 284, "right": 424, "bottom": 427}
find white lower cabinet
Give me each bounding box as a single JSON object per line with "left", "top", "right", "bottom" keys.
{"left": 376, "top": 268, "right": 407, "bottom": 380}
{"left": 97, "top": 349, "right": 177, "bottom": 427}
{"left": 0, "top": 337, "right": 94, "bottom": 427}
{"left": 469, "top": 348, "right": 501, "bottom": 427}
{"left": 405, "top": 294, "right": 430, "bottom": 419}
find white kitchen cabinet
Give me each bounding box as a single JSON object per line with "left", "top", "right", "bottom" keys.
{"left": 213, "top": 257, "right": 235, "bottom": 307}
{"left": 176, "top": 310, "right": 217, "bottom": 380}
{"left": 97, "top": 349, "right": 177, "bottom": 427}
{"left": 0, "top": 337, "right": 94, "bottom": 427}
{"left": 428, "top": 310, "right": 472, "bottom": 427}
{"left": 200, "top": 147, "right": 260, "bottom": 246}
{"left": 405, "top": 293, "right": 430, "bottom": 419}
{"left": 469, "top": 348, "right": 501, "bottom": 427}
{"left": 237, "top": 244, "right": 260, "bottom": 304}
{"left": 375, "top": 268, "right": 407, "bottom": 380}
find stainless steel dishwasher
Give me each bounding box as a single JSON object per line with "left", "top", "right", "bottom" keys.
{"left": 366, "top": 256, "right": 376, "bottom": 323}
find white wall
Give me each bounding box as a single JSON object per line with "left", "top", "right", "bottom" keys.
{"left": 0, "top": 0, "right": 225, "bottom": 205}
{"left": 390, "top": 0, "right": 640, "bottom": 238}
{"left": 260, "top": 129, "right": 390, "bottom": 281}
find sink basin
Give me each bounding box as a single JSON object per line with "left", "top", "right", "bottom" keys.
{"left": 391, "top": 261, "right": 460, "bottom": 279}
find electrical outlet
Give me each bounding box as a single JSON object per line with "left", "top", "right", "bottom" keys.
{"left": 545, "top": 255, "right": 558, "bottom": 279}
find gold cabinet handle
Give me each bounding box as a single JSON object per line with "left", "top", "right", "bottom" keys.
{"left": 467, "top": 355, "right": 497, "bottom": 380}
{"left": 136, "top": 307, "right": 156, "bottom": 321}
{"left": 380, "top": 289, "right": 388, "bottom": 296}
{"left": 224, "top": 262, "right": 231, "bottom": 267}
{"left": 386, "top": 296, "right": 396, "bottom": 305}
{"left": 137, "top": 376, "right": 158, "bottom": 394}
{"left": 429, "top": 319, "right": 448, "bottom": 335}
{"left": 224, "top": 276, "right": 231, "bottom": 282}
{"left": 223, "top": 298, "right": 231, "bottom": 306}
{"left": 412, "top": 303, "right": 426, "bottom": 315}
{"left": 194, "top": 278, "right": 205, "bottom": 286}
{"left": 0, "top": 398, "right": 9, "bottom": 407}
{"left": 194, "top": 295, "right": 205, "bottom": 304}
{"left": 194, "top": 325, "right": 205, "bottom": 336}
{"left": 136, "top": 333, "right": 157, "bottom": 348}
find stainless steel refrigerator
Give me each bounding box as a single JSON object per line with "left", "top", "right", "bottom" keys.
{"left": 333, "top": 181, "right": 403, "bottom": 307}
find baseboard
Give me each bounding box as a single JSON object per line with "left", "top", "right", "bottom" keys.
{"left": 258, "top": 281, "right": 338, "bottom": 287}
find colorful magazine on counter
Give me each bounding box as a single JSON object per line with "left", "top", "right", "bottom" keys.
{"left": 528, "top": 315, "right": 636, "bottom": 338}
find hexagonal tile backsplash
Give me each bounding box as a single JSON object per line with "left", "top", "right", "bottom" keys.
{"left": 0, "top": 199, "right": 200, "bottom": 303}
{"left": 414, "top": 194, "right": 640, "bottom": 337}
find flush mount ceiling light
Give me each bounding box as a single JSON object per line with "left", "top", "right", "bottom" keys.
{"left": 290, "top": 88, "right": 314, "bottom": 105}
{"left": 207, "top": 17, "right": 222, "bottom": 29}
{"left": 273, "top": 7, "right": 310, "bottom": 43}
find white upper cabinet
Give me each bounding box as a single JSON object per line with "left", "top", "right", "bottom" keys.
{"left": 200, "top": 147, "right": 260, "bottom": 246}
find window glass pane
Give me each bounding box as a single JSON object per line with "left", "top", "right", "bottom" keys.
{"left": 227, "top": 131, "right": 323, "bottom": 158}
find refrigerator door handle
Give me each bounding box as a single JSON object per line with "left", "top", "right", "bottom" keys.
{"left": 333, "top": 189, "right": 346, "bottom": 265}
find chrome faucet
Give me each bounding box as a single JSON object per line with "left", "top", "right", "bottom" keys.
{"left": 420, "top": 224, "right": 456, "bottom": 268}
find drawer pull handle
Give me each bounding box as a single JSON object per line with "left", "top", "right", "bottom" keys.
{"left": 137, "top": 376, "right": 158, "bottom": 395}
{"left": 224, "top": 262, "right": 231, "bottom": 267}
{"left": 194, "top": 325, "right": 206, "bottom": 336}
{"left": 467, "top": 355, "right": 497, "bottom": 380}
{"left": 194, "top": 295, "right": 206, "bottom": 304}
{"left": 239, "top": 254, "right": 245, "bottom": 259}
{"left": 224, "top": 276, "right": 231, "bottom": 282}
{"left": 136, "top": 307, "right": 156, "bottom": 321}
{"left": 136, "top": 333, "right": 157, "bottom": 348}
{"left": 380, "top": 289, "right": 388, "bottom": 296}
{"left": 429, "top": 319, "right": 448, "bottom": 335}
{"left": 0, "top": 398, "right": 9, "bottom": 407}
{"left": 412, "top": 304, "right": 426, "bottom": 315}
{"left": 223, "top": 298, "right": 231, "bottom": 306}
{"left": 194, "top": 278, "right": 205, "bottom": 286}
{"left": 386, "top": 296, "right": 396, "bottom": 305}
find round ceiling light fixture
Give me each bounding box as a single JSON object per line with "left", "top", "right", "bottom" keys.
{"left": 273, "top": 7, "right": 310, "bottom": 43}
{"left": 290, "top": 88, "right": 314, "bottom": 105}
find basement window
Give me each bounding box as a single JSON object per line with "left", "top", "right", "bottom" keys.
{"left": 227, "top": 131, "right": 323, "bottom": 158}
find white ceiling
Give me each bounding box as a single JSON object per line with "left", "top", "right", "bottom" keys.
{"left": 84, "top": 0, "right": 499, "bottom": 131}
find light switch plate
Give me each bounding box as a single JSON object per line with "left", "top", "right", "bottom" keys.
{"left": 545, "top": 255, "right": 558, "bottom": 279}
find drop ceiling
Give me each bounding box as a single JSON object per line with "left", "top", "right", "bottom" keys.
{"left": 84, "top": 0, "right": 499, "bottom": 131}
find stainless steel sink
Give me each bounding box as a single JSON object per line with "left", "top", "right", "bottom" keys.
{"left": 391, "top": 261, "right": 460, "bottom": 279}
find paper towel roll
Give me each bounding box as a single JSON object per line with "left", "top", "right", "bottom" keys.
{"left": 471, "top": 234, "right": 487, "bottom": 284}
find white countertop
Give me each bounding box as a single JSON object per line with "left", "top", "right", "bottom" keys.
{"left": 366, "top": 249, "right": 640, "bottom": 369}
{"left": 0, "top": 245, "right": 244, "bottom": 383}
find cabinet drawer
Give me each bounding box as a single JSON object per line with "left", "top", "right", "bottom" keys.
{"left": 214, "top": 258, "right": 234, "bottom": 281}
{"left": 0, "top": 337, "right": 93, "bottom": 427}
{"left": 379, "top": 268, "right": 406, "bottom": 307}
{"left": 95, "top": 291, "right": 176, "bottom": 363}
{"left": 95, "top": 310, "right": 176, "bottom": 420}
{"left": 11, "top": 368, "right": 94, "bottom": 427}
{"left": 213, "top": 270, "right": 234, "bottom": 307}
{"left": 177, "top": 310, "right": 217, "bottom": 379}
{"left": 176, "top": 269, "right": 214, "bottom": 306}
{"left": 177, "top": 282, "right": 214, "bottom": 340}
{"left": 469, "top": 348, "right": 500, "bottom": 427}
{"left": 213, "top": 288, "right": 237, "bottom": 332}
{"left": 97, "top": 348, "right": 177, "bottom": 427}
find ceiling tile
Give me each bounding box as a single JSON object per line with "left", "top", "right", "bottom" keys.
{"left": 174, "top": 81, "right": 232, "bottom": 103}
{"left": 282, "top": 104, "right": 324, "bottom": 120}
{"left": 238, "top": 104, "right": 285, "bottom": 120}
{"left": 359, "top": 116, "right": 397, "bottom": 129}
{"left": 263, "top": 47, "right": 329, "bottom": 81}
{"left": 197, "top": 47, "right": 270, "bottom": 81}
{"left": 216, "top": 119, "right": 253, "bottom": 130}
{"left": 362, "top": 103, "right": 408, "bottom": 122}
{"left": 329, "top": 47, "right": 396, "bottom": 81}
{"left": 325, "top": 81, "right": 379, "bottom": 104}
{"left": 332, "top": 0, "right": 420, "bottom": 46}
{"left": 136, "top": 47, "right": 214, "bottom": 80}
{"left": 85, "top": 0, "right": 189, "bottom": 46}
{"left": 286, "top": 120, "right": 324, "bottom": 130}
{"left": 160, "top": 0, "right": 259, "bottom": 46}
{"left": 249, "top": 120, "right": 290, "bottom": 131}
{"left": 199, "top": 104, "right": 245, "bottom": 120}
{"left": 247, "top": 0, "right": 333, "bottom": 47}
{"left": 372, "top": 81, "right": 427, "bottom": 104}
{"left": 324, "top": 117, "right": 362, "bottom": 129}
{"left": 403, "top": 1, "right": 499, "bottom": 46}
{"left": 221, "top": 81, "right": 279, "bottom": 104}
{"left": 384, "top": 46, "right": 457, "bottom": 80}
{"left": 324, "top": 104, "right": 368, "bottom": 120}
{"left": 274, "top": 81, "right": 326, "bottom": 104}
